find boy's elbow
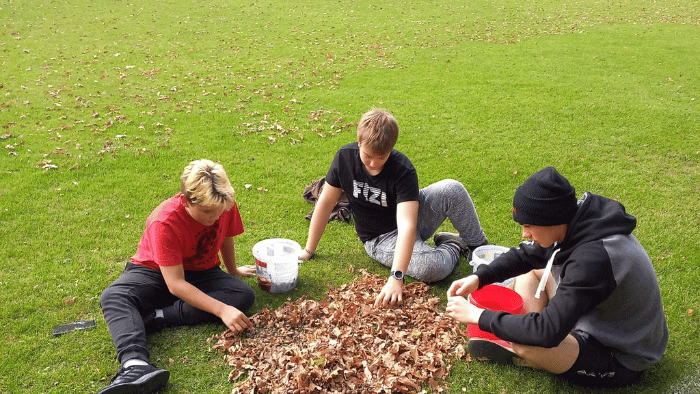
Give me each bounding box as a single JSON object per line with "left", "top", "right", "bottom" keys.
{"left": 164, "top": 280, "right": 186, "bottom": 298}
{"left": 165, "top": 284, "right": 179, "bottom": 296}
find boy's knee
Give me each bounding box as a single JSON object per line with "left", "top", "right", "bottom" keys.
{"left": 99, "top": 286, "right": 116, "bottom": 309}
{"left": 220, "top": 284, "right": 256, "bottom": 313}
{"left": 240, "top": 285, "right": 256, "bottom": 312}
{"left": 436, "top": 179, "right": 470, "bottom": 198}
{"left": 99, "top": 282, "right": 143, "bottom": 311}
{"left": 437, "top": 178, "right": 463, "bottom": 190}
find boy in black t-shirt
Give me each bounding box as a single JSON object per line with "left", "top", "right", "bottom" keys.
{"left": 300, "top": 108, "right": 487, "bottom": 307}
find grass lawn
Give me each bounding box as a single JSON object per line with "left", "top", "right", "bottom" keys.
{"left": 1, "top": 0, "right": 698, "bottom": 393}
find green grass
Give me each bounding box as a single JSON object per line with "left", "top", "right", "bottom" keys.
{"left": 1, "top": 0, "right": 699, "bottom": 393}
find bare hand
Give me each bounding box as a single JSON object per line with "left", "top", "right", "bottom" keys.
{"left": 374, "top": 277, "right": 403, "bottom": 308}
{"left": 221, "top": 305, "right": 253, "bottom": 334}
{"left": 445, "top": 296, "right": 483, "bottom": 325}
{"left": 447, "top": 274, "right": 479, "bottom": 298}
{"left": 298, "top": 249, "right": 314, "bottom": 261}
{"left": 234, "top": 265, "right": 256, "bottom": 277}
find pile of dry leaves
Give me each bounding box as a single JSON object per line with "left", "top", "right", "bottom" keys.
{"left": 209, "top": 271, "right": 469, "bottom": 393}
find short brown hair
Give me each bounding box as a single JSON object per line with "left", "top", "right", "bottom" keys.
{"left": 357, "top": 108, "right": 399, "bottom": 154}
{"left": 180, "top": 159, "right": 236, "bottom": 210}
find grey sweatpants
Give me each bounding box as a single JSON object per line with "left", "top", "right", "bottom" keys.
{"left": 364, "top": 179, "right": 487, "bottom": 283}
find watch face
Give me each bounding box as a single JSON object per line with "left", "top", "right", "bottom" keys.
{"left": 391, "top": 270, "right": 404, "bottom": 280}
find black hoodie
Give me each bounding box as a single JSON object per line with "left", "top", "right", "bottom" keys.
{"left": 475, "top": 192, "right": 669, "bottom": 371}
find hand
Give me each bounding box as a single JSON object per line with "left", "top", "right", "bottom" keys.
{"left": 445, "top": 296, "right": 483, "bottom": 325}
{"left": 299, "top": 249, "right": 314, "bottom": 261}
{"left": 447, "top": 274, "right": 479, "bottom": 298}
{"left": 220, "top": 305, "right": 253, "bottom": 334}
{"left": 374, "top": 277, "right": 403, "bottom": 308}
{"left": 234, "top": 265, "right": 256, "bottom": 277}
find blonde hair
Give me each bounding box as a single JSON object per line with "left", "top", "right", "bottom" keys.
{"left": 180, "top": 159, "right": 236, "bottom": 210}
{"left": 356, "top": 108, "right": 399, "bottom": 155}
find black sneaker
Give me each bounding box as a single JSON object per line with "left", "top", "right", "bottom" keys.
{"left": 435, "top": 232, "right": 488, "bottom": 260}
{"left": 97, "top": 364, "right": 169, "bottom": 394}
{"left": 143, "top": 310, "right": 167, "bottom": 335}
{"left": 435, "top": 232, "right": 489, "bottom": 260}
{"left": 434, "top": 232, "right": 467, "bottom": 252}
{"left": 468, "top": 338, "right": 522, "bottom": 365}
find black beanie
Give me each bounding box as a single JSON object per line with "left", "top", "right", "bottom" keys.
{"left": 512, "top": 166, "right": 578, "bottom": 226}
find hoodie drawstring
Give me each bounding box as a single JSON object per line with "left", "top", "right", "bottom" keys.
{"left": 535, "top": 246, "right": 560, "bottom": 299}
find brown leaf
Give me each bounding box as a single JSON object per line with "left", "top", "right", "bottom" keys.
{"left": 209, "top": 271, "right": 466, "bottom": 393}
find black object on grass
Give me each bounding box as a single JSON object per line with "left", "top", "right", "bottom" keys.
{"left": 52, "top": 319, "right": 96, "bottom": 337}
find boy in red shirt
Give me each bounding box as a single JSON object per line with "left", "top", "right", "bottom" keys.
{"left": 97, "top": 160, "right": 256, "bottom": 394}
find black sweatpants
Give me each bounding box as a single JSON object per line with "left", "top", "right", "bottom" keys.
{"left": 100, "top": 262, "right": 256, "bottom": 364}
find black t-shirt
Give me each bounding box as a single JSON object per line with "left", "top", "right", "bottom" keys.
{"left": 325, "top": 142, "right": 419, "bottom": 242}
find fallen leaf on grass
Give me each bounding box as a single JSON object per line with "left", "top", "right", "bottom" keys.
{"left": 209, "top": 271, "right": 468, "bottom": 393}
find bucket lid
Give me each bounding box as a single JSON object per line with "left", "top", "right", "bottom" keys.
{"left": 252, "top": 238, "right": 301, "bottom": 262}
{"left": 472, "top": 244, "right": 510, "bottom": 264}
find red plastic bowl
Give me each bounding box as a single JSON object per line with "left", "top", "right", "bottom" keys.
{"left": 466, "top": 285, "right": 525, "bottom": 341}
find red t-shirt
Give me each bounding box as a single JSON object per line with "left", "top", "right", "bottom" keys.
{"left": 131, "top": 193, "right": 244, "bottom": 271}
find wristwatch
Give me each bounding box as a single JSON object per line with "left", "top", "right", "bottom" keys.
{"left": 390, "top": 270, "right": 405, "bottom": 281}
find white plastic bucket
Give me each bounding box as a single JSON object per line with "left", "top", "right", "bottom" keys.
{"left": 252, "top": 238, "right": 301, "bottom": 293}
{"left": 469, "top": 245, "right": 514, "bottom": 287}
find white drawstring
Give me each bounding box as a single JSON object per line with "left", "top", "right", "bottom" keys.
{"left": 535, "top": 247, "right": 560, "bottom": 299}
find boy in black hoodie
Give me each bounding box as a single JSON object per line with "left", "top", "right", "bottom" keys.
{"left": 446, "top": 166, "right": 668, "bottom": 387}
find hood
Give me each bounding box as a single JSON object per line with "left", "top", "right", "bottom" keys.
{"left": 557, "top": 192, "right": 637, "bottom": 261}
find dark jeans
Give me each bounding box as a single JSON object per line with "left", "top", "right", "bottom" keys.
{"left": 100, "top": 262, "right": 256, "bottom": 364}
